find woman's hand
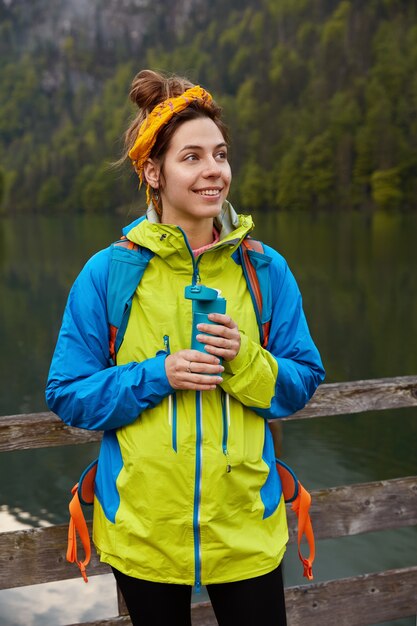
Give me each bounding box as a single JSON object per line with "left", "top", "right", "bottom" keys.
{"left": 165, "top": 350, "right": 224, "bottom": 391}
{"left": 196, "top": 313, "right": 241, "bottom": 362}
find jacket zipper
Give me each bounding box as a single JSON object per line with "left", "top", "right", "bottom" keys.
{"left": 174, "top": 227, "right": 201, "bottom": 588}
{"left": 193, "top": 391, "right": 203, "bottom": 592}
{"left": 164, "top": 335, "right": 177, "bottom": 452}
{"left": 177, "top": 229, "right": 205, "bottom": 590}
{"left": 177, "top": 226, "right": 200, "bottom": 285}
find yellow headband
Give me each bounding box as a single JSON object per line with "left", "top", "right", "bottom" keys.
{"left": 128, "top": 85, "right": 213, "bottom": 187}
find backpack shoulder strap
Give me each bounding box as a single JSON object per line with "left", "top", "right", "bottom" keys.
{"left": 107, "top": 237, "right": 154, "bottom": 364}
{"left": 239, "top": 237, "right": 271, "bottom": 348}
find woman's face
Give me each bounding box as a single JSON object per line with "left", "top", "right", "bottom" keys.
{"left": 149, "top": 117, "right": 232, "bottom": 227}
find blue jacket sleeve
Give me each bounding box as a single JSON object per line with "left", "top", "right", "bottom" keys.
{"left": 254, "top": 245, "right": 325, "bottom": 419}
{"left": 45, "top": 248, "right": 174, "bottom": 431}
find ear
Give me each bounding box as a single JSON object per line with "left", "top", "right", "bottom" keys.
{"left": 143, "top": 159, "right": 160, "bottom": 189}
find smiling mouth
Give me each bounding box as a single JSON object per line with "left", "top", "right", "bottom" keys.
{"left": 194, "top": 188, "right": 222, "bottom": 196}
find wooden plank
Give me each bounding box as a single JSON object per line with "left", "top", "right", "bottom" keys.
{"left": 284, "top": 375, "right": 417, "bottom": 421}
{"left": 285, "top": 566, "right": 417, "bottom": 625}
{"left": 65, "top": 602, "right": 221, "bottom": 626}
{"left": 191, "top": 603, "right": 218, "bottom": 626}
{"left": 66, "top": 619, "right": 131, "bottom": 626}
{"left": 63, "top": 568, "right": 417, "bottom": 626}
{"left": 1, "top": 375, "right": 417, "bottom": 451}
{"left": 287, "top": 475, "right": 417, "bottom": 544}
{"left": 117, "top": 584, "right": 128, "bottom": 616}
{"left": 0, "top": 523, "right": 110, "bottom": 590}
{"left": 65, "top": 601, "right": 217, "bottom": 626}
{"left": 1, "top": 477, "right": 415, "bottom": 591}
{"left": 0, "top": 412, "right": 101, "bottom": 452}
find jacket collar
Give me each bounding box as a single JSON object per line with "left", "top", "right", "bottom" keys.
{"left": 124, "top": 201, "right": 254, "bottom": 264}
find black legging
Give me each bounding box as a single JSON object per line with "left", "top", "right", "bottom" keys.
{"left": 112, "top": 564, "right": 287, "bottom": 626}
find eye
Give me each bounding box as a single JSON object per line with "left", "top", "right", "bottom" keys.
{"left": 215, "top": 150, "right": 228, "bottom": 161}
{"left": 184, "top": 153, "right": 198, "bottom": 162}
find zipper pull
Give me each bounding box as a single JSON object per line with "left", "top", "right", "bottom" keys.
{"left": 193, "top": 269, "right": 201, "bottom": 286}
{"left": 163, "top": 335, "right": 170, "bottom": 354}
{"left": 224, "top": 449, "right": 231, "bottom": 473}
{"left": 193, "top": 258, "right": 201, "bottom": 286}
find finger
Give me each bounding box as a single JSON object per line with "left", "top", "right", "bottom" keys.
{"left": 182, "top": 349, "right": 222, "bottom": 365}
{"left": 196, "top": 334, "right": 235, "bottom": 350}
{"left": 166, "top": 354, "right": 223, "bottom": 390}
{"left": 196, "top": 324, "right": 226, "bottom": 337}
{"left": 190, "top": 373, "right": 223, "bottom": 385}
{"left": 187, "top": 381, "right": 220, "bottom": 391}
{"left": 197, "top": 332, "right": 241, "bottom": 362}
{"left": 197, "top": 318, "right": 239, "bottom": 338}
{"left": 207, "top": 313, "right": 236, "bottom": 328}
{"left": 186, "top": 360, "right": 224, "bottom": 375}
{"left": 196, "top": 325, "right": 236, "bottom": 343}
{"left": 175, "top": 374, "right": 223, "bottom": 391}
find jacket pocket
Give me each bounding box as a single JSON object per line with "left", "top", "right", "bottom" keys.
{"left": 260, "top": 421, "right": 282, "bottom": 519}
{"left": 95, "top": 430, "right": 123, "bottom": 523}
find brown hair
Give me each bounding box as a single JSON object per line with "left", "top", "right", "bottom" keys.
{"left": 122, "top": 69, "right": 229, "bottom": 166}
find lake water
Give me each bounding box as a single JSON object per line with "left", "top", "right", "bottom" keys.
{"left": 0, "top": 210, "right": 416, "bottom": 625}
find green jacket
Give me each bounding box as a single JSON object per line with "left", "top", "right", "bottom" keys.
{"left": 46, "top": 202, "right": 325, "bottom": 586}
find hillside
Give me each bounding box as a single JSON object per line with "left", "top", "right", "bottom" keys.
{"left": 1, "top": 0, "right": 416, "bottom": 213}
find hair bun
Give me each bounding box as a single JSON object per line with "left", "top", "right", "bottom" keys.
{"left": 129, "top": 69, "right": 194, "bottom": 113}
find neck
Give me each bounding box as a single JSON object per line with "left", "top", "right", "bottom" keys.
{"left": 165, "top": 218, "right": 215, "bottom": 249}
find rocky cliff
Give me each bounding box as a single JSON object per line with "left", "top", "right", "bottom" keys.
{"left": 1, "top": 0, "right": 202, "bottom": 61}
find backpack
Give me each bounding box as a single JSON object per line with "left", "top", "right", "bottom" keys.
{"left": 108, "top": 236, "right": 270, "bottom": 364}
{"left": 66, "top": 235, "right": 315, "bottom": 582}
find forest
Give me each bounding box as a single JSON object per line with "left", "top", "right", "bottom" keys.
{"left": 0, "top": 0, "right": 416, "bottom": 214}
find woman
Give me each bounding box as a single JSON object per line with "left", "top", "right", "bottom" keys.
{"left": 46, "top": 69, "right": 325, "bottom": 625}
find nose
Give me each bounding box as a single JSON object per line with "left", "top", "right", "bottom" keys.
{"left": 202, "top": 156, "right": 222, "bottom": 178}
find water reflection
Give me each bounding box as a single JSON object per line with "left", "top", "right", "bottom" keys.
{"left": 0, "top": 575, "right": 117, "bottom": 626}
{"left": 0, "top": 444, "right": 100, "bottom": 529}
{"left": 283, "top": 409, "right": 417, "bottom": 489}
{"left": 0, "top": 506, "right": 51, "bottom": 532}
{"left": 0, "top": 214, "right": 127, "bottom": 416}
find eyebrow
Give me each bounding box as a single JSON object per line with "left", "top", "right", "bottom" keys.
{"left": 179, "top": 142, "right": 228, "bottom": 152}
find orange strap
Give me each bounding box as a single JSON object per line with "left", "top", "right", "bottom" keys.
{"left": 67, "top": 483, "right": 91, "bottom": 583}
{"left": 291, "top": 482, "right": 315, "bottom": 580}
{"left": 276, "top": 461, "right": 315, "bottom": 580}
{"left": 241, "top": 238, "right": 271, "bottom": 348}
{"left": 109, "top": 324, "right": 117, "bottom": 364}
{"left": 241, "top": 240, "right": 263, "bottom": 321}
{"left": 115, "top": 236, "right": 137, "bottom": 250}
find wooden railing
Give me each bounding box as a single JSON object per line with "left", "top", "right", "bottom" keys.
{"left": 1, "top": 375, "right": 417, "bottom": 625}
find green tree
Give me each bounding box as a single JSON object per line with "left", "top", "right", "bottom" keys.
{"left": 81, "top": 164, "right": 120, "bottom": 213}
{"left": 37, "top": 177, "right": 64, "bottom": 211}
{"left": 371, "top": 167, "right": 403, "bottom": 209}
{"left": 2, "top": 0, "right": 417, "bottom": 213}
{"left": 277, "top": 139, "right": 310, "bottom": 211}
{"left": 0, "top": 167, "right": 5, "bottom": 213}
